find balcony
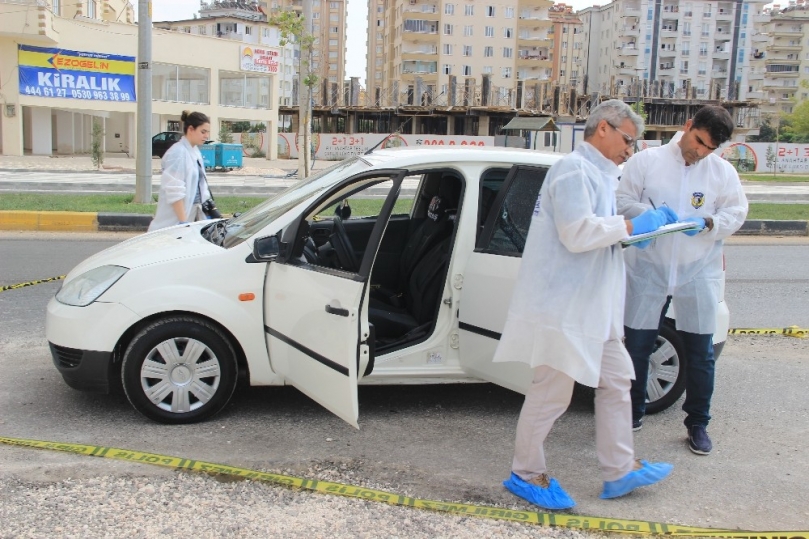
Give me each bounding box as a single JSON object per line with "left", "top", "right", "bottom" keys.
{"left": 748, "top": 71, "right": 765, "bottom": 80}
{"left": 711, "top": 70, "right": 729, "bottom": 78}
{"left": 659, "top": 47, "right": 676, "bottom": 57}
{"left": 771, "top": 28, "right": 804, "bottom": 37}
{"left": 746, "top": 91, "right": 765, "bottom": 100}
{"left": 716, "top": 9, "right": 733, "bottom": 20}
{"left": 0, "top": 0, "right": 59, "bottom": 43}
{"left": 517, "top": 55, "right": 553, "bottom": 69}
{"left": 660, "top": 26, "right": 678, "bottom": 36}
{"left": 402, "top": 46, "right": 438, "bottom": 60}
{"left": 403, "top": 5, "right": 440, "bottom": 21}
{"left": 752, "top": 33, "right": 770, "bottom": 43}
{"left": 713, "top": 48, "right": 732, "bottom": 59}
{"left": 765, "top": 57, "right": 801, "bottom": 65}
{"left": 765, "top": 69, "right": 800, "bottom": 77}
{"left": 620, "top": 25, "right": 641, "bottom": 36}
{"left": 517, "top": 35, "right": 553, "bottom": 47}
{"left": 763, "top": 82, "right": 798, "bottom": 90}
{"left": 622, "top": 7, "right": 641, "bottom": 17}
{"left": 767, "top": 43, "right": 803, "bottom": 52}
{"left": 658, "top": 64, "right": 675, "bottom": 73}
{"left": 619, "top": 46, "right": 640, "bottom": 56}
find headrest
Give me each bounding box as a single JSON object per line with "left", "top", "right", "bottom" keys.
{"left": 438, "top": 174, "right": 461, "bottom": 203}
{"left": 427, "top": 195, "right": 447, "bottom": 222}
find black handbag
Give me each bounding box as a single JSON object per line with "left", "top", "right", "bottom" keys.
{"left": 197, "top": 159, "right": 222, "bottom": 219}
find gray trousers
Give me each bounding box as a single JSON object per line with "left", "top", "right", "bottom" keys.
{"left": 511, "top": 339, "right": 635, "bottom": 483}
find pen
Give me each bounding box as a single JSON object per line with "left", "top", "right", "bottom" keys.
{"left": 649, "top": 198, "right": 657, "bottom": 210}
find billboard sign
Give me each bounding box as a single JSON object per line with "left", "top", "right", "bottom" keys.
{"left": 18, "top": 45, "right": 136, "bottom": 102}
{"left": 240, "top": 45, "right": 280, "bottom": 74}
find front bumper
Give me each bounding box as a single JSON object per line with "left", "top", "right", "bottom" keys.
{"left": 49, "top": 343, "right": 114, "bottom": 393}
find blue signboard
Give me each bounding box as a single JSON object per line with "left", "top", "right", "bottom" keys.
{"left": 18, "top": 45, "right": 136, "bottom": 102}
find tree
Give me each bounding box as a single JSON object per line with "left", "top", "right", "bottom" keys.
{"left": 747, "top": 118, "right": 778, "bottom": 142}
{"left": 784, "top": 100, "right": 809, "bottom": 143}
{"left": 270, "top": 7, "right": 318, "bottom": 178}
{"left": 219, "top": 122, "right": 234, "bottom": 143}
{"left": 91, "top": 119, "right": 104, "bottom": 170}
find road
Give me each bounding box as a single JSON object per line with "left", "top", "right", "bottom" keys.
{"left": 1, "top": 232, "right": 808, "bottom": 533}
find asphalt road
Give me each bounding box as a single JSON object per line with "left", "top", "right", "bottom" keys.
{"left": 1, "top": 232, "right": 808, "bottom": 532}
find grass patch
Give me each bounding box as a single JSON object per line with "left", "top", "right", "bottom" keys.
{"left": 740, "top": 173, "right": 809, "bottom": 183}
{"left": 1, "top": 194, "right": 805, "bottom": 221}
{"left": 0, "top": 193, "right": 414, "bottom": 217}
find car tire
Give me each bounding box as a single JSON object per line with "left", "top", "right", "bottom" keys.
{"left": 121, "top": 316, "right": 238, "bottom": 424}
{"left": 644, "top": 321, "right": 687, "bottom": 415}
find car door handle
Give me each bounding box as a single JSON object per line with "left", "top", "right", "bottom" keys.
{"left": 325, "top": 304, "right": 350, "bottom": 317}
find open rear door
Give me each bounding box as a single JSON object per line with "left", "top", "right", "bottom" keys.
{"left": 458, "top": 165, "right": 549, "bottom": 393}
{"left": 263, "top": 171, "right": 405, "bottom": 428}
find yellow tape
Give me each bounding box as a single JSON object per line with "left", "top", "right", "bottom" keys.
{"left": 728, "top": 326, "right": 808, "bottom": 338}
{"left": 0, "top": 275, "right": 64, "bottom": 293}
{"left": 0, "top": 436, "right": 805, "bottom": 538}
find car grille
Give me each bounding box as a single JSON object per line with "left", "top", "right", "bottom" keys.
{"left": 51, "top": 344, "right": 83, "bottom": 369}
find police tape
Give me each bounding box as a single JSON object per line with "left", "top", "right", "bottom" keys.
{"left": 728, "top": 326, "right": 808, "bottom": 338}
{"left": 0, "top": 436, "right": 805, "bottom": 539}
{"left": 0, "top": 275, "right": 64, "bottom": 293}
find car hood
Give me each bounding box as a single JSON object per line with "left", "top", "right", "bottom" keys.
{"left": 65, "top": 223, "right": 222, "bottom": 280}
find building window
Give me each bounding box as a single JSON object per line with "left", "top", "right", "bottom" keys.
{"left": 484, "top": 46, "right": 493, "bottom": 57}
{"left": 505, "top": 6, "right": 514, "bottom": 18}
{"left": 502, "top": 66, "right": 511, "bottom": 78}
{"left": 485, "top": 26, "right": 494, "bottom": 37}
{"left": 462, "top": 65, "right": 472, "bottom": 76}
{"left": 504, "top": 27, "right": 513, "bottom": 38}
{"left": 465, "top": 4, "right": 474, "bottom": 16}
{"left": 486, "top": 6, "right": 495, "bottom": 17}
{"left": 503, "top": 47, "right": 513, "bottom": 58}
{"left": 464, "top": 25, "right": 473, "bottom": 36}
{"left": 483, "top": 65, "right": 492, "bottom": 73}
{"left": 463, "top": 45, "right": 472, "bottom": 56}
{"left": 201, "top": 26, "right": 208, "bottom": 35}
{"left": 53, "top": 0, "right": 60, "bottom": 15}
{"left": 445, "top": 3, "right": 454, "bottom": 15}
{"left": 329, "top": 39, "right": 338, "bottom": 46}
{"left": 87, "top": 0, "right": 96, "bottom": 18}
{"left": 330, "top": 13, "right": 339, "bottom": 21}
{"left": 444, "top": 23, "right": 453, "bottom": 35}
{"left": 245, "top": 26, "right": 252, "bottom": 35}
{"left": 443, "top": 64, "right": 452, "bottom": 74}
{"left": 443, "top": 43, "right": 453, "bottom": 55}
{"left": 331, "top": 26, "right": 339, "bottom": 33}
{"left": 219, "top": 70, "right": 272, "bottom": 109}
{"left": 153, "top": 63, "right": 211, "bottom": 105}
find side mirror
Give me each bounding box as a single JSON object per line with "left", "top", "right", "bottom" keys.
{"left": 253, "top": 235, "right": 281, "bottom": 261}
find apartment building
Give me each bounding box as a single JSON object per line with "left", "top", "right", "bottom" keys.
{"left": 580, "top": 0, "right": 767, "bottom": 101}
{"left": 269, "top": 0, "right": 348, "bottom": 104}
{"left": 548, "top": 4, "right": 584, "bottom": 92}
{"left": 748, "top": 2, "right": 809, "bottom": 116}
{"left": 366, "top": 0, "right": 555, "bottom": 108}
{"left": 1, "top": 0, "right": 279, "bottom": 157}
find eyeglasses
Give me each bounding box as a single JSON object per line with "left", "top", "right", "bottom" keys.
{"left": 609, "top": 124, "right": 636, "bottom": 147}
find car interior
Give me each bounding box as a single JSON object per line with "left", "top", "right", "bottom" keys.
{"left": 281, "top": 164, "right": 527, "bottom": 356}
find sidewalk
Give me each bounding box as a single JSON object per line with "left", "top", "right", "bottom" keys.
{"left": 0, "top": 153, "right": 807, "bottom": 234}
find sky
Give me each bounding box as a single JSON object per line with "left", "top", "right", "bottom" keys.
{"left": 150, "top": 0, "right": 606, "bottom": 87}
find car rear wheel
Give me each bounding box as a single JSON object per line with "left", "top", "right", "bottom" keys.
{"left": 122, "top": 317, "right": 238, "bottom": 424}
{"left": 644, "top": 321, "right": 687, "bottom": 415}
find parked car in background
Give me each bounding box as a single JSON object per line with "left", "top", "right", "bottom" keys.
{"left": 45, "top": 148, "right": 730, "bottom": 425}
{"left": 151, "top": 131, "right": 182, "bottom": 158}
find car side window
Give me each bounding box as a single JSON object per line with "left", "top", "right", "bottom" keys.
{"left": 477, "top": 168, "right": 510, "bottom": 243}
{"left": 477, "top": 165, "right": 549, "bottom": 256}
{"left": 153, "top": 133, "right": 166, "bottom": 142}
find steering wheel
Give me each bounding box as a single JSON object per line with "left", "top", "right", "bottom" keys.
{"left": 329, "top": 217, "right": 360, "bottom": 272}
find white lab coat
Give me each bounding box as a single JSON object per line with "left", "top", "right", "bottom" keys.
{"left": 616, "top": 132, "right": 748, "bottom": 334}
{"left": 148, "top": 137, "right": 212, "bottom": 232}
{"left": 493, "top": 142, "right": 634, "bottom": 388}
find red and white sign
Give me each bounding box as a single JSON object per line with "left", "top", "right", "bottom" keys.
{"left": 277, "top": 133, "right": 494, "bottom": 160}
{"left": 240, "top": 45, "right": 280, "bottom": 74}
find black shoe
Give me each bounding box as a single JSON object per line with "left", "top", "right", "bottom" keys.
{"left": 688, "top": 425, "right": 712, "bottom": 455}
{"left": 632, "top": 418, "right": 643, "bottom": 432}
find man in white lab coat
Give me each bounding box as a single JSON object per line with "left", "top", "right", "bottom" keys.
{"left": 616, "top": 105, "right": 748, "bottom": 455}
{"left": 494, "top": 100, "right": 675, "bottom": 510}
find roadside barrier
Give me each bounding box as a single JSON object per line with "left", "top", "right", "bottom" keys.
{"left": 0, "top": 436, "right": 806, "bottom": 539}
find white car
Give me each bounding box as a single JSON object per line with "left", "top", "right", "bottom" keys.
{"left": 46, "top": 147, "right": 729, "bottom": 426}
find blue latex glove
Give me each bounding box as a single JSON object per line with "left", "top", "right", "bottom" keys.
{"left": 682, "top": 216, "right": 705, "bottom": 236}
{"left": 631, "top": 239, "right": 652, "bottom": 249}
{"left": 659, "top": 206, "right": 679, "bottom": 224}
{"left": 630, "top": 208, "right": 669, "bottom": 236}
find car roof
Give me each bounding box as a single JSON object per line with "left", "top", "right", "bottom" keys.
{"left": 360, "top": 146, "right": 563, "bottom": 170}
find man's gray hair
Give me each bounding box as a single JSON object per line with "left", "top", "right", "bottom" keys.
{"left": 583, "top": 99, "right": 645, "bottom": 139}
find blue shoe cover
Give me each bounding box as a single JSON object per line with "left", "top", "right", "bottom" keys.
{"left": 503, "top": 473, "right": 576, "bottom": 510}
{"left": 600, "top": 460, "right": 673, "bottom": 499}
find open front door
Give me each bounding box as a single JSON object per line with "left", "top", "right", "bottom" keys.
{"left": 263, "top": 171, "right": 405, "bottom": 428}
{"left": 458, "top": 165, "right": 548, "bottom": 393}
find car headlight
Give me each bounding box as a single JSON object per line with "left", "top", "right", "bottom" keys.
{"left": 56, "top": 265, "right": 128, "bottom": 307}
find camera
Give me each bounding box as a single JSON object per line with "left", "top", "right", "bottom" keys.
{"left": 201, "top": 199, "right": 222, "bottom": 219}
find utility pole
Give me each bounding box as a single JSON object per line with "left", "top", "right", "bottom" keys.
{"left": 134, "top": 0, "right": 153, "bottom": 203}
{"left": 298, "top": 0, "right": 313, "bottom": 178}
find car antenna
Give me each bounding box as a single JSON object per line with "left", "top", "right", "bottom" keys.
{"left": 364, "top": 117, "right": 413, "bottom": 155}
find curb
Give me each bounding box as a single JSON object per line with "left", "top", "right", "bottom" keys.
{"left": 1, "top": 212, "right": 808, "bottom": 234}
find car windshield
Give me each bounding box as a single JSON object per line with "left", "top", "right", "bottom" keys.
{"left": 221, "top": 157, "right": 369, "bottom": 249}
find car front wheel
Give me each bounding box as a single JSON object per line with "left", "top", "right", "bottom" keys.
{"left": 644, "top": 321, "right": 687, "bottom": 415}
{"left": 122, "top": 317, "right": 238, "bottom": 424}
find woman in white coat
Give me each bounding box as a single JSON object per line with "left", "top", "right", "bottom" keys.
{"left": 148, "top": 110, "right": 213, "bottom": 231}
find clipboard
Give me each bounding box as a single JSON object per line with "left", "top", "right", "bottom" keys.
{"left": 621, "top": 221, "right": 700, "bottom": 246}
